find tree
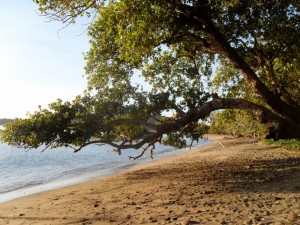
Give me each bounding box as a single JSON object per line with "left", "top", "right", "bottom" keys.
{"left": 209, "top": 110, "right": 268, "bottom": 138}
{"left": 1, "top": 0, "right": 299, "bottom": 158}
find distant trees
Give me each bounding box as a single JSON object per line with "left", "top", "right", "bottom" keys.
{"left": 1, "top": 1, "right": 299, "bottom": 156}
{"left": 209, "top": 110, "right": 268, "bottom": 138}
{"left": 0, "top": 119, "right": 13, "bottom": 126}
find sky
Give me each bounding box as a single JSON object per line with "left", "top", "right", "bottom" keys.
{"left": 0, "top": 1, "right": 91, "bottom": 118}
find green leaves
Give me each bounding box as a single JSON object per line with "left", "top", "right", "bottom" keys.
{"left": 34, "top": 0, "right": 101, "bottom": 24}
{"left": 3, "top": 0, "right": 299, "bottom": 153}
{"left": 143, "top": 45, "right": 212, "bottom": 110}
{"left": 209, "top": 109, "right": 268, "bottom": 137}
{"left": 211, "top": 0, "right": 300, "bottom": 103}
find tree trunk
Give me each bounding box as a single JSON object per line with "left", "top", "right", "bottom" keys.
{"left": 165, "top": 3, "right": 300, "bottom": 137}
{"left": 267, "top": 121, "right": 300, "bottom": 140}
{"left": 180, "top": 98, "right": 300, "bottom": 140}
{"left": 204, "top": 22, "right": 300, "bottom": 122}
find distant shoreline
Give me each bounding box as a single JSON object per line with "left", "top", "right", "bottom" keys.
{"left": 0, "top": 119, "right": 13, "bottom": 126}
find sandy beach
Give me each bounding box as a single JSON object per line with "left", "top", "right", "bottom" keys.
{"left": 0, "top": 135, "right": 299, "bottom": 225}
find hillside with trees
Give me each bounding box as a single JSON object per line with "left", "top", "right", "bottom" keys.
{"left": 1, "top": 0, "right": 299, "bottom": 157}
{"left": 0, "top": 119, "right": 13, "bottom": 126}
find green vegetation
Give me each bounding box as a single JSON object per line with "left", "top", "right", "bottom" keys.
{"left": 209, "top": 110, "right": 268, "bottom": 138}
{"left": 1, "top": 1, "right": 299, "bottom": 157}
{"left": 262, "top": 139, "right": 300, "bottom": 152}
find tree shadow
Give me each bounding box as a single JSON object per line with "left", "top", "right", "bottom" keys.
{"left": 225, "top": 156, "right": 300, "bottom": 193}
{"left": 126, "top": 147, "right": 300, "bottom": 195}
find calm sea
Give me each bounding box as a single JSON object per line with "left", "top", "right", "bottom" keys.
{"left": 0, "top": 126, "right": 210, "bottom": 203}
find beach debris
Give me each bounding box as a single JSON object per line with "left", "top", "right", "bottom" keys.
{"left": 219, "top": 142, "right": 225, "bottom": 148}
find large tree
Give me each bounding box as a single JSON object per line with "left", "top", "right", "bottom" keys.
{"left": 1, "top": 0, "right": 299, "bottom": 157}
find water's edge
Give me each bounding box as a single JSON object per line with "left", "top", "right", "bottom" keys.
{"left": 0, "top": 140, "right": 211, "bottom": 204}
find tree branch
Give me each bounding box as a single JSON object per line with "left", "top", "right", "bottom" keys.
{"left": 128, "top": 143, "right": 155, "bottom": 160}
{"left": 37, "top": 0, "right": 98, "bottom": 25}
{"left": 70, "top": 98, "right": 285, "bottom": 155}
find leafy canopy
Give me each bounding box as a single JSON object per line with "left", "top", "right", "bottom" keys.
{"left": 1, "top": 0, "right": 299, "bottom": 157}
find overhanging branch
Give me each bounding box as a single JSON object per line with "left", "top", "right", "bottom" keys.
{"left": 71, "top": 98, "right": 285, "bottom": 155}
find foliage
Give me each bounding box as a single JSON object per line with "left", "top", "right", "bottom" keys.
{"left": 1, "top": 0, "right": 299, "bottom": 157}
{"left": 209, "top": 110, "right": 268, "bottom": 138}
{"left": 262, "top": 139, "right": 300, "bottom": 152}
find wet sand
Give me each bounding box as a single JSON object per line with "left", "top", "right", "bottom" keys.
{"left": 0, "top": 135, "right": 299, "bottom": 224}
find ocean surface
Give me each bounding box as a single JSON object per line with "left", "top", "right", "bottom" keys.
{"left": 0, "top": 127, "right": 211, "bottom": 203}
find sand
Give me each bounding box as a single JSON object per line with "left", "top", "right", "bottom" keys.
{"left": 0, "top": 135, "right": 299, "bottom": 225}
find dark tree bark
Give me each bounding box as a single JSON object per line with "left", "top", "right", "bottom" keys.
{"left": 164, "top": 1, "right": 300, "bottom": 141}
{"left": 173, "top": 2, "right": 300, "bottom": 123}
{"left": 94, "top": 98, "right": 300, "bottom": 155}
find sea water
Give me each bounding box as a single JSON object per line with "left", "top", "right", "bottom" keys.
{"left": 0, "top": 130, "right": 210, "bottom": 203}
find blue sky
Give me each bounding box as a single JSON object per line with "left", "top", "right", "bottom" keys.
{"left": 0, "top": 1, "right": 90, "bottom": 118}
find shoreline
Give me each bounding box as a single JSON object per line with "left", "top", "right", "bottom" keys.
{"left": 0, "top": 138, "right": 212, "bottom": 204}
{"left": 0, "top": 135, "right": 299, "bottom": 224}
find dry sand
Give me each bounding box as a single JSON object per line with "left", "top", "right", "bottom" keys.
{"left": 0, "top": 135, "right": 299, "bottom": 225}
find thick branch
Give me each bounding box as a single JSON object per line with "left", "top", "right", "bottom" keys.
{"left": 171, "top": 1, "right": 300, "bottom": 121}
{"left": 202, "top": 16, "right": 300, "bottom": 121}
{"left": 74, "top": 98, "right": 286, "bottom": 153}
